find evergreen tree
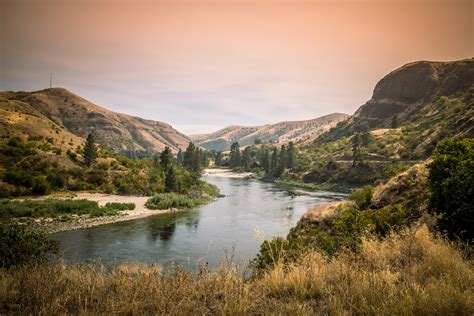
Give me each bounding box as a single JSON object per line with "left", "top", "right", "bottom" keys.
{"left": 391, "top": 115, "right": 399, "bottom": 128}
{"left": 164, "top": 166, "right": 177, "bottom": 192}
{"left": 242, "top": 147, "right": 251, "bottom": 170}
{"left": 262, "top": 150, "right": 271, "bottom": 175}
{"left": 352, "top": 133, "right": 363, "bottom": 166}
{"left": 215, "top": 151, "right": 223, "bottom": 166}
{"left": 200, "top": 149, "right": 209, "bottom": 168}
{"left": 270, "top": 147, "right": 278, "bottom": 177}
{"left": 229, "top": 142, "right": 241, "bottom": 168}
{"left": 183, "top": 142, "right": 196, "bottom": 171}
{"left": 287, "top": 141, "right": 296, "bottom": 169}
{"left": 160, "top": 146, "right": 173, "bottom": 171}
{"left": 84, "top": 133, "right": 97, "bottom": 167}
{"left": 279, "top": 145, "right": 287, "bottom": 170}
{"left": 176, "top": 149, "right": 184, "bottom": 166}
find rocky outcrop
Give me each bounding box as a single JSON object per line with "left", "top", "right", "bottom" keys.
{"left": 325, "top": 58, "right": 474, "bottom": 138}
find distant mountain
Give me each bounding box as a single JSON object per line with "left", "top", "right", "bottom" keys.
{"left": 0, "top": 88, "right": 190, "bottom": 153}
{"left": 325, "top": 58, "right": 474, "bottom": 140}
{"left": 190, "top": 113, "right": 349, "bottom": 151}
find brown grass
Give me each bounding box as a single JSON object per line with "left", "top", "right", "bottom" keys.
{"left": 1, "top": 226, "right": 473, "bottom": 314}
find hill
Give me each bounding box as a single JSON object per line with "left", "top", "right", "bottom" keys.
{"left": 259, "top": 58, "right": 473, "bottom": 189}
{"left": 190, "top": 113, "right": 349, "bottom": 151}
{"left": 0, "top": 88, "right": 190, "bottom": 154}
{"left": 324, "top": 58, "right": 474, "bottom": 140}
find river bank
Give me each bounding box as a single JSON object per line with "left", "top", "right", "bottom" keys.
{"left": 204, "top": 168, "right": 254, "bottom": 178}
{"left": 28, "top": 193, "right": 187, "bottom": 233}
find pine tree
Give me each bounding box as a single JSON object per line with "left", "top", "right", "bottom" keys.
{"left": 262, "top": 150, "right": 271, "bottom": 175}
{"left": 160, "top": 146, "right": 173, "bottom": 171}
{"left": 176, "top": 149, "right": 184, "bottom": 166}
{"left": 391, "top": 115, "right": 399, "bottom": 128}
{"left": 164, "top": 166, "right": 177, "bottom": 192}
{"left": 215, "top": 151, "right": 223, "bottom": 166}
{"left": 184, "top": 142, "right": 196, "bottom": 171}
{"left": 287, "top": 141, "right": 296, "bottom": 169}
{"left": 270, "top": 147, "right": 278, "bottom": 177}
{"left": 279, "top": 145, "right": 287, "bottom": 170}
{"left": 352, "top": 133, "right": 363, "bottom": 166}
{"left": 84, "top": 133, "right": 97, "bottom": 167}
{"left": 230, "top": 142, "right": 241, "bottom": 168}
{"left": 242, "top": 147, "right": 251, "bottom": 170}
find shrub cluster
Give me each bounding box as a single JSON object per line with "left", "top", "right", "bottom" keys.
{"left": 0, "top": 222, "right": 59, "bottom": 268}
{"left": 0, "top": 199, "right": 135, "bottom": 219}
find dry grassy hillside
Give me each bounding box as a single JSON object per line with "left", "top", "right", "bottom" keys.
{"left": 1, "top": 88, "right": 190, "bottom": 153}
{"left": 0, "top": 95, "right": 84, "bottom": 154}
{"left": 191, "top": 113, "right": 349, "bottom": 151}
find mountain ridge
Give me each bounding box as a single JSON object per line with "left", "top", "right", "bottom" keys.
{"left": 190, "top": 113, "right": 349, "bottom": 151}
{"left": 0, "top": 88, "right": 190, "bottom": 153}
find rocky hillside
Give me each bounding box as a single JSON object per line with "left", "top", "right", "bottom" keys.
{"left": 0, "top": 88, "right": 190, "bottom": 153}
{"left": 191, "top": 113, "right": 349, "bottom": 151}
{"left": 325, "top": 58, "right": 474, "bottom": 139}
{"left": 287, "top": 58, "right": 473, "bottom": 189}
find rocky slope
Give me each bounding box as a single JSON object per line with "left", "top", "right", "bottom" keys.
{"left": 325, "top": 58, "right": 474, "bottom": 139}
{"left": 191, "top": 113, "right": 349, "bottom": 151}
{"left": 290, "top": 58, "right": 473, "bottom": 189}
{"left": 0, "top": 88, "right": 190, "bottom": 153}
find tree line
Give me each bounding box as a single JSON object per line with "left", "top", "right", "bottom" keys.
{"left": 214, "top": 141, "right": 297, "bottom": 179}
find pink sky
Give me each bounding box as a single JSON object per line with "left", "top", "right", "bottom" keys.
{"left": 1, "top": 0, "right": 473, "bottom": 134}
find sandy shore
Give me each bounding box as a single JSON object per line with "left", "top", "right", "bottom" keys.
{"left": 34, "top": 193, "right": 185, "bottom": 233}
{"left": 204, "top": 168, "right": 254, "bottom": 178}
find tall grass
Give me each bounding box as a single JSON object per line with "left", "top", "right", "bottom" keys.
{"left": 1, "top": 226, "right": 472, "bottom": 314}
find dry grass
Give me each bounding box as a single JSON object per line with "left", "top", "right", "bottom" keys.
{"left": 1, "top": 226, "right": 473, "bottom": 314}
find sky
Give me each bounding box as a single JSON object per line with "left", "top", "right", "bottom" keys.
{"left": 1, "top": 0, "right": 473, "bottom": 134}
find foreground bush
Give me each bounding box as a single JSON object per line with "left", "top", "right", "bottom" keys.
{"left": 0, "top": 226, "right": 472, "bottom": 314}
{"left": 428, "top": 138, "right": 473, "bottom": 242}
{"left": 0, "top": 222, "right": 58, "bottom": 268}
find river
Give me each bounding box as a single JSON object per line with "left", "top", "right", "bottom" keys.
{"left": 52, "top": 174, "right": 346, "bottom": 269}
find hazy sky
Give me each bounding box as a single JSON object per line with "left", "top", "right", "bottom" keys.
{"left": 1, "top": 0, "right": 472, "bottom": 134}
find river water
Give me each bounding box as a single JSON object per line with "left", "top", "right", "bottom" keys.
{"left": 53, "top": 175, "right": 346, "bottom": 269}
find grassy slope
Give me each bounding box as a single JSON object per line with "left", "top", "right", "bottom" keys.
{"left": 287, "top": 89, "right": 473, "bottom": 189}
{"left": 1, "top": 88, "right": 190, "bottom": 153}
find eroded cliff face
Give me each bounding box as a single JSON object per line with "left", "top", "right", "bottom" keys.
{"left": 324, "top": 58, "right": 473, "bottom": 138}
{"left": 357, "top": 59, "right": 474, "bottom": 120}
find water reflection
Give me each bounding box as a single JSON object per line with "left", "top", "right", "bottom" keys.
{"left": 53, "top": 175, "right": 346, "bottom": 268}
{"left": 146, "top": 211, "right": 200, "bottom": 243}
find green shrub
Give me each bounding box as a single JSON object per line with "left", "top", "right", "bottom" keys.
{"left": 104, "top": 202, "right": 135, "bottom": 211}
{"left": 428, "top": 138, "right": 473, "bottom": 242}
{"left": 145, "top": 193, "right": 206, "bottom": 209}
{"left": 0, "top": 221, "right": 59, "bottom": 268}
{"left": 252, "top": 237, "right": 289, "bottom": 271}
{"left": 348, "top": 185, "right": 373, "bottom": 209}
{"left": 32, "top": 177, "right": 51, "bottom": 195}
{"left": 0, "top": 199, "right": 103, "bottom": 218}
